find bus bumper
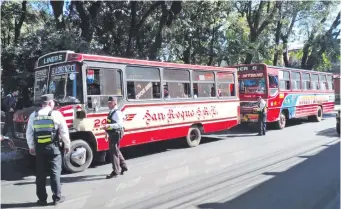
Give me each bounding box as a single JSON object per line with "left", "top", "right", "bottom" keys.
{"left": 241, "top": 114, "right": 259, "bottom": 123}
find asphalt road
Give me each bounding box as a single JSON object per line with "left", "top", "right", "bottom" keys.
{"left": 1, "top": 113, "right": 340, "bottom": 209}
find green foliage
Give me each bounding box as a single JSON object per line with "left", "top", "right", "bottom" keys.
{"left": 1, "top": 0, "right": 340, "bottom": 96}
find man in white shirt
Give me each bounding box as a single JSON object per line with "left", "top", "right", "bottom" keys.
{"left": 256, "top": 96, "right": 267, "bottom": 136}
{"left": 102, "top": 96, "right": 128, "bottom": 179}
{"left": 26, "top": 94, "right": 70, "bottom": 206}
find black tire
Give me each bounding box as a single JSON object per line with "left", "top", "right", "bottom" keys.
{"left": 186, "top": 127, "right": 202, "bottom": 147}
{"left": 337, "top": 122, "right": 340, "bottom": 135}
{"left": 276, "top": 112, "right": 286, "bottom": 130}
{"left": 313, "top": 106, "right": 323, "bottom": 122}
{"left": 62, "top": 139, "right": 93, "bottom": 173}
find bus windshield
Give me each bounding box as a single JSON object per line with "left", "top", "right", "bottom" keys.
{"left": 34, "top": 68, "right": 49, "bottom": 102}
{"left": 239, "top": 77, "right": 266, "bottom": 94}
{"left": 34, "top": 63, "right": 84, "bottom": 104}
{"left": 48, "top": 63, "right": 83, "bottom": 104}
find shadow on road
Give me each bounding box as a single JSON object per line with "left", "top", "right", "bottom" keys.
{"left": 316, "top": 128, "right": 339, "bottom": 137}
{"left": 1, "top": 201, "right": 48, "bottom": 208}
{"left": 197, "top": 142, "right": 340, "bottom": 209}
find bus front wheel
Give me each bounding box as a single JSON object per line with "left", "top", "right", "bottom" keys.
{"left": 186, "top": 127, "right": 202, "bottom": 147}
{"left": 62, "top": 139, "right": 93, "bottom": 173}
{"left": 276, "top": 112, "right": 286, "bottom": 130}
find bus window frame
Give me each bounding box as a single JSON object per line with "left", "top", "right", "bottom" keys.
{"left": 125, "top": 65, "right": 163, "bottom": 102}
{"left": 291, "top": 71, "right": 302, "bottom": 91}
{"left": 85, "top": 67, "right": 124, "bottom": 111}
{"left": 162, "top": 68, "right": 192, "bottom": 100}
{"left": 191, "top": 70, "right": 216, "bottom": 99}
{"left": 311, "top": 73, "right": 320, "bottom": 90}
{"left": 279, "top": 70, "right": 291, "bottom": 91}
{"left": 326, "top": 74, "right": 334, "bottom": 90}
{"left": 302, "top": 72, "right": 311, "bottom": 90}
{"left": 215, "top": 71, "right": 235, "bottom": 98}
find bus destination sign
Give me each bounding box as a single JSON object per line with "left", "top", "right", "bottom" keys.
{"left": 37, "top": 52, "right": 68, "bottom": 67}
{"left": 236, "top": 65, "right": 265, "bottom": 72}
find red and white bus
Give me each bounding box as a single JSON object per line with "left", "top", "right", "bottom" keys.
{"left": 232, "top": 63, "right": 335, "bottom": 129}
{"left": 13, "top": 51, "right": 240, "bottom": 173}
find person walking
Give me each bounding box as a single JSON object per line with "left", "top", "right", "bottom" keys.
{"left": 102, "top": 96, "right": 128, "bottom": 179}
{"left": 26, "top": 94, "right": 71, "bottom": 206}
{"left": 256, "top": 96, "right": 267, "bottom": 136}
{"left": 3, "top": 89, "right": 19, "bottom": 137}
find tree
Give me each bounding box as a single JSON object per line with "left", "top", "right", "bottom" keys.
{"left": 236, "top": 1, "right": 282, "bottom": 64}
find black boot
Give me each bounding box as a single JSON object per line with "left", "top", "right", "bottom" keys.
{"left": 120, "top": 167, "right": 128, "bottom": 175}
{"left": 106, "top": 171, "right": 118, "bottom": 179}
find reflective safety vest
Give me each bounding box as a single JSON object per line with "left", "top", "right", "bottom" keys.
{"left": 258, "top": 101, "right": 268, "bottom": 113}
{"left": 33, "top": 110, "right": 57, "bottom": 145}
{"left": 106, "top": 109, "right": 117, "bottom": 133}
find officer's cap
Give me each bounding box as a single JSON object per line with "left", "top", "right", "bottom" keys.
{"left": 107, "top": 96, "right": 117, "bottom": 102}
{"left": 41, "top": 94, "right": 54, "bottom": 103}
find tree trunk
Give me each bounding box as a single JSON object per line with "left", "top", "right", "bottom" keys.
{"left": 50, "top": 0, "right": 65, "bottom": 30}
{"left": 74, "top": 1, "right": 101, "bottom": 42}
{"left": 149, "top": 3, "right": 168, "bottom": 60}
{"left": 273, "top": 20, "right": 282, "bottom": 66}
{"left": 14, "top": 1, "right": 27, "bottom": 44}
{"left": 126, "top": 1, "right": 137, "bottom": 58}
{"left": 282, "top": 40, "right": 290, "bottom": 67}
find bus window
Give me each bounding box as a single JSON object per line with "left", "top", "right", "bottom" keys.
{"left": 126, "top": 66, "right": 161, "bottom": 100}
{"left": 87, "top": 68, "right": 122, "bottom": 108}
{"left": 327, "top": 75, "right": 334, "bottom": 90}
{"left": 163, "top": 69, "right": 191, "bottom": 98}
{"left": 311, "top": 74, "right": 319, "bottom": 90}
{"left": 319, "top": 74, "right": 327, "bottom": 90}
{"left": 216, "top": 72, "right": 235, "bottom": 97}
{"left": 291, "top": 72, "right": 301, "bottom": 90}
{"left": 279, "top": 71, "right": 290, "bottom": 90}
{"left": 302, "top": 73, "right": 311, "bottom": 90}
{"left": 268, "top": 74, "right": 278, "bottom": 96}
{"left": 192, "top": 71, "right": 215, "bottom": 98}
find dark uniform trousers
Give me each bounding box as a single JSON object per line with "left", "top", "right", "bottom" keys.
{"left": 108, "top": 130, "right": 127, "bottom": 174}
{"left": 35, "top": 143, "right": 62, "bottom": 202}
{"left": 3, "top": 111, "right": 14, "bottom": 137}
{"left": 258, "top": 112, "right": 267, "bottom": 135}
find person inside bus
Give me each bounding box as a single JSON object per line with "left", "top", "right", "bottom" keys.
{"left": 211, "top": 85, "right": 216, "bottom": 97}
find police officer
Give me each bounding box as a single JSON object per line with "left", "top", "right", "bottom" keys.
{"left": 102, "top": 96, "right": 128, "bottom": 179}
{"left": 256, "top": 96, "right": 267, "bottom": 136}
{"left": 26, "top": 94, "right": 71, "bottom": 206}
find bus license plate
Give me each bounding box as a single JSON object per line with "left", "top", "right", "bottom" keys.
{"left": 242, "top": 114, "right": 258, "bottom": 122}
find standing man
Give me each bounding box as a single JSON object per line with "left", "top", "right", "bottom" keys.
{"left": 102, "top": 96, "right": 128, "bottom": 179}
{"left": 3, "top": 89, "right": 19, "bottom": 137}
{"left": 26, "top": 94, "right": 71, "bottom": 206}
{"left": 256, "top": 96, "right": 267, "bottom": 136}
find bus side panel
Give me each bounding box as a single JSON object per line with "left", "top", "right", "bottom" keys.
{"left": 202, "top": 119, "right": 239, "bottom": 133}
{"left": 120, "top": 126, "right": 190, "bottom": 147}
{"left": 120, "top": 100, "right": 239, "bottom": 147}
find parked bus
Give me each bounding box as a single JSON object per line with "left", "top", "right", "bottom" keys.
{"left": 12, "top": 51, "right": 240, "bottom": 173}
{"left": 232, "top": 63, "right": 335, "bottom": 129}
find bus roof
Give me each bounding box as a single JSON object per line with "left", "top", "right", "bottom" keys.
{"left": 36, "top": 51, "right": 236, "bottom": 72}
{"left": 229, "top": 63, "right": 334, "bottom": 75}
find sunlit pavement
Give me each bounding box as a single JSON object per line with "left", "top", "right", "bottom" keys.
{"left": 1, "top": 113, "right": 340, "bottom": 209}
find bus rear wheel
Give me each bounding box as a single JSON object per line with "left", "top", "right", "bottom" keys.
{"left": 313, "top": 106, "right": 323, "bottom": 122}
{"left": 276, "top": 112, "right": 286, "bottom": 129}
{"left": 186, "top": 127, "right": 202, "bottom": 147}
{"left": 62, "top": 139, "right": 93, "bottom": 173}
